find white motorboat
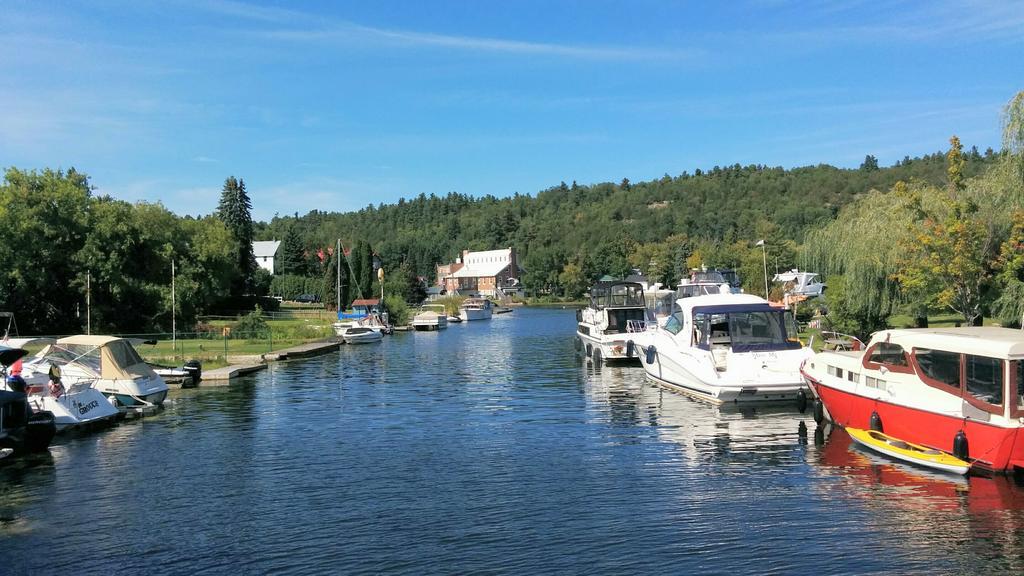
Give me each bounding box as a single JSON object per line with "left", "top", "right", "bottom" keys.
{"left": 342, "top": 327, "right": 383, "bottom": 345}
{"left": 632, "top": 293, "right": 811, "bottom": 404}
{"left": 576, "top": 281, "right": 649, "bottom": 363}
{"left": 411, "top": 304, "right": 448, "bottom": 331}
{"left": 459, "top": 298, "right": 493, "bottom": 321}
{"left": 11, "top": 361, "right": 120, "bottom": 432}
{"left": 22, "top": 335, "right": 168, "bottom": 408}
{"left": 773, "top": 269, "right": 826, "bottom": 298}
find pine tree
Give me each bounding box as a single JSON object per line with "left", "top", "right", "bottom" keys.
{"left": 278, "top": 225, "right": 306, "bottom": 275}
{"left": 217, "top": 176, "right": 258, "bottom": 295}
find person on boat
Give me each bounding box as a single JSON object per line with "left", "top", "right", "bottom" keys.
{"left": 6, "top": 357, "right": 26, "bottom": 393}
{"left": 48, "top": 363, "right": 64, "bottom": 399}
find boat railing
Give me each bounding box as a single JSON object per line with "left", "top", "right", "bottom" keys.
{"left": 626, "top": 320, "right": 654, "bottom": 333}
{"left": 812, "top": 331, "right": 865, "bottom": 351}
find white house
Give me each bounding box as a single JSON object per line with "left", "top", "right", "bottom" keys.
{"left": 253, "top": 240, "right": 281, "bottom": 274}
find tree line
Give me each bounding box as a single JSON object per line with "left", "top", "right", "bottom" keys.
{"left": 2, "top": 91, "right": 1020, "bottom": 337}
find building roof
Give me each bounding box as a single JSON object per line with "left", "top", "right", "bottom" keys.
{"left": 253, "top": 240, "right": 281, "bottom": 258}
{"left": 452, "top": 261, "right": 512, "bottom": 278}
{"left": 351, "top": 299, "right": 380, "bottom": 306}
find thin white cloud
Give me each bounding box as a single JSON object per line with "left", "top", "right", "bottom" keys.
{"left": 185, "top": 0, "right": 699, "bottom": 62}
{"left": 193, "top": 156, "right": 218, "bottom": 163}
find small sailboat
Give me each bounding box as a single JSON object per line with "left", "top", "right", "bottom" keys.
{"left": 846, "top": 427, "right": 970, "bottom": 475}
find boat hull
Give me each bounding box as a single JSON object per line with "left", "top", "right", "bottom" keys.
{"left": 28, "top": 389, "right": 121, "bottom": 432}
{"left": 808, "top": 374, "right": 1024, "bottom": 472}
{"left": 93, "top": 375, "right": 168, "bottom": 407}
{"left": 638, "top": 338, "right": 809, "bottom": 404}
{"left": 460, "top": 308, "right": 492, "bottom": 321}
{"left": 343, "top": 332, "right": 383, "bottom": 345}
{"left": 577, "top": 331, "right": 641, "bottom": 363}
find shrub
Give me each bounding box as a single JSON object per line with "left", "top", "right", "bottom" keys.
{"left": 232, "top": 306, "right": 271, "bottom": 340}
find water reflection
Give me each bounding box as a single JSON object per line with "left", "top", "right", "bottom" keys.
{"left": 3, "top": 308, "right": 1024, "bottom": 575}
{"left": 816, "top": 425, "right": 1024, "bottom": 572}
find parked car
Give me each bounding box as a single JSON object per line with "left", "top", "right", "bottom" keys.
{"left": 294, "top": 294, "right": 320, "bottom": 303}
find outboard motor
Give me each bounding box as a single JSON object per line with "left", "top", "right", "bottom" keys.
{"left": 183, "top": 360, "right": 202, "bottom": 387}
{"left": 25, "top": 410, "right": 56, "bottom": 452}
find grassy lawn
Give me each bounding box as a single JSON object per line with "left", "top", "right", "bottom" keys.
{"left": 136, "top": 317, "right": 336, "bottom": 369}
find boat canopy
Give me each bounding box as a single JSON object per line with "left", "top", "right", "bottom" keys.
{"left": 690, "top": 303, "right": 779, "bottom": 315}
{"left": 49, "top": 336, "right": 158, "bottom": 381}
{"left": 589, "top": 282, "right": 645, "bottom": 309}
{"left": 0, "top": 344, "right": 27, "bottom": 367}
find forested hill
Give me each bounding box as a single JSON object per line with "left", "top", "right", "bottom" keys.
{"left": 257, "top": 149, "right": 998, "bottom": 293}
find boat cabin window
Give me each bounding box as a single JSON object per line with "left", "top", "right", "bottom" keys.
{"left": 867, "top": 342, "right": 909, "bottom": 367}
{"left": 915, "top": 348, "right": 960, "bottom": 388}
{"left": 664, "top": 304, "right": 685, "bottom": 336}
{"left": 1015, "top": 361, "right": 1024, "bottom": 415}
{"left": 676, "top": 284, "right": 723, "bottom": 299}
{"left": 914, "top": 348, "right": 1006, "bottom": 413}
{"left": 691, "top": 308, "right": 799, "bottom": 352}
{"left": 590, "top": 283, "right": 645, "bottom": 309}
{"left": 965, "top": 355, "right": 1003, "bottom": 407}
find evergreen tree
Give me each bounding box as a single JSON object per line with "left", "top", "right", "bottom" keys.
{"left": 216, "top": 176, "right": 258, "bottom": 295}
{"left": 278, "top": 225, "right": 306, "bottom": 275}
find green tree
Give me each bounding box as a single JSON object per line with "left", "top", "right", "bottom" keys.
{"left": 947, "top": 135, "right": 966, "bottom": 193}
{"left": 0, "top": 167, "right": 92, "bottom": 334}
{"left": 860, "top": 155, "right": 879, "bottom": 171}
{"left": 216, "top": 176, "right": 257, "bottom": 295}
{"left": 277, "top": 225, "right": 306, "bottom": 275}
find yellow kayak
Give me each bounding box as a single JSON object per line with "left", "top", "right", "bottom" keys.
{"left": 846, "top": 427, "right": 970, "bottom": 475}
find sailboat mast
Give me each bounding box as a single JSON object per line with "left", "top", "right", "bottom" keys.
{"left": 336, "top": 238, "right": 341, "bottom": 311}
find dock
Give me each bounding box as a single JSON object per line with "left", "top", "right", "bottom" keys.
{"left": 178, "top": 340, "right": 341, "bottom": 386}
{"left": 201, "top": 363, "right": 268, "bottom": 383}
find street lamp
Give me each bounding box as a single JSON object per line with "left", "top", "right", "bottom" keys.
{"left": 756, "top": 239, "right": 768, "bottom": 299}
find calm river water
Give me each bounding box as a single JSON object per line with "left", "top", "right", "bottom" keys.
{"left": 3, "top": 307, "right": 1024, "bottom": 575}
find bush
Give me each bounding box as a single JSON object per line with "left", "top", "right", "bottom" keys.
{"left": 232, "top": 307, "right": 271, "bottom": 340}
{"left": 384, "top": 294, "right": 410, "bottom": 326}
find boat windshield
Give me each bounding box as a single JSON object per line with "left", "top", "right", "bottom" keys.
{"left": 693, "top": 307, "right": 801, "bottom": 352}
{"left": 676, "top": 283, "right": 726, "bottom": 299}
{"left": 590, "top": 282, "right": 644, "bottom": 309}
{"left": 45, "top": 343, "right": 104, "bottom": 375}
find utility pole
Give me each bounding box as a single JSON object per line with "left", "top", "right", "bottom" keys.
{"left": 172, "top": 260, "right": 176, "bottom": 352}
{"left": 86, "top": 270, "right": 91, "bottom": 335}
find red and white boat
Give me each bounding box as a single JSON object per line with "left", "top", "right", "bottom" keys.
{"left": 802, "top": 327, "right": 1024, "bottom": 474}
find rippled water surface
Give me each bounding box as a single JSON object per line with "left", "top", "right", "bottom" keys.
{"left": 3, "top": 308, "right": 1024, "bottom": 575}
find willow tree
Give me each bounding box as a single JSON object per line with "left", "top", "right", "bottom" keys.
{"left": 803, "top": 187, "right": 914, "bottom": 336}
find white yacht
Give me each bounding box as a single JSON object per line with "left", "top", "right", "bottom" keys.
{"left": 576, "top": 281, "right": 649, "bottom": 363}
{"left": 22, "top": 335, "right": 169, "bottom": 408}
{"left": 459, "top": 298, "right": 493, "bottom": 321}
{"left": 632, "top": 293, "right": 811, "bottom": 404}
{"left": 411, "top": 304, "right": 448, "bottom": 331}
{"left": 773, "top": 269, "right": 826, "bottom": 298}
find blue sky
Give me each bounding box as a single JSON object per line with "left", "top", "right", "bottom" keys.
{"left": 3, "top": 1, "right": 1022, "bottom": 221}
